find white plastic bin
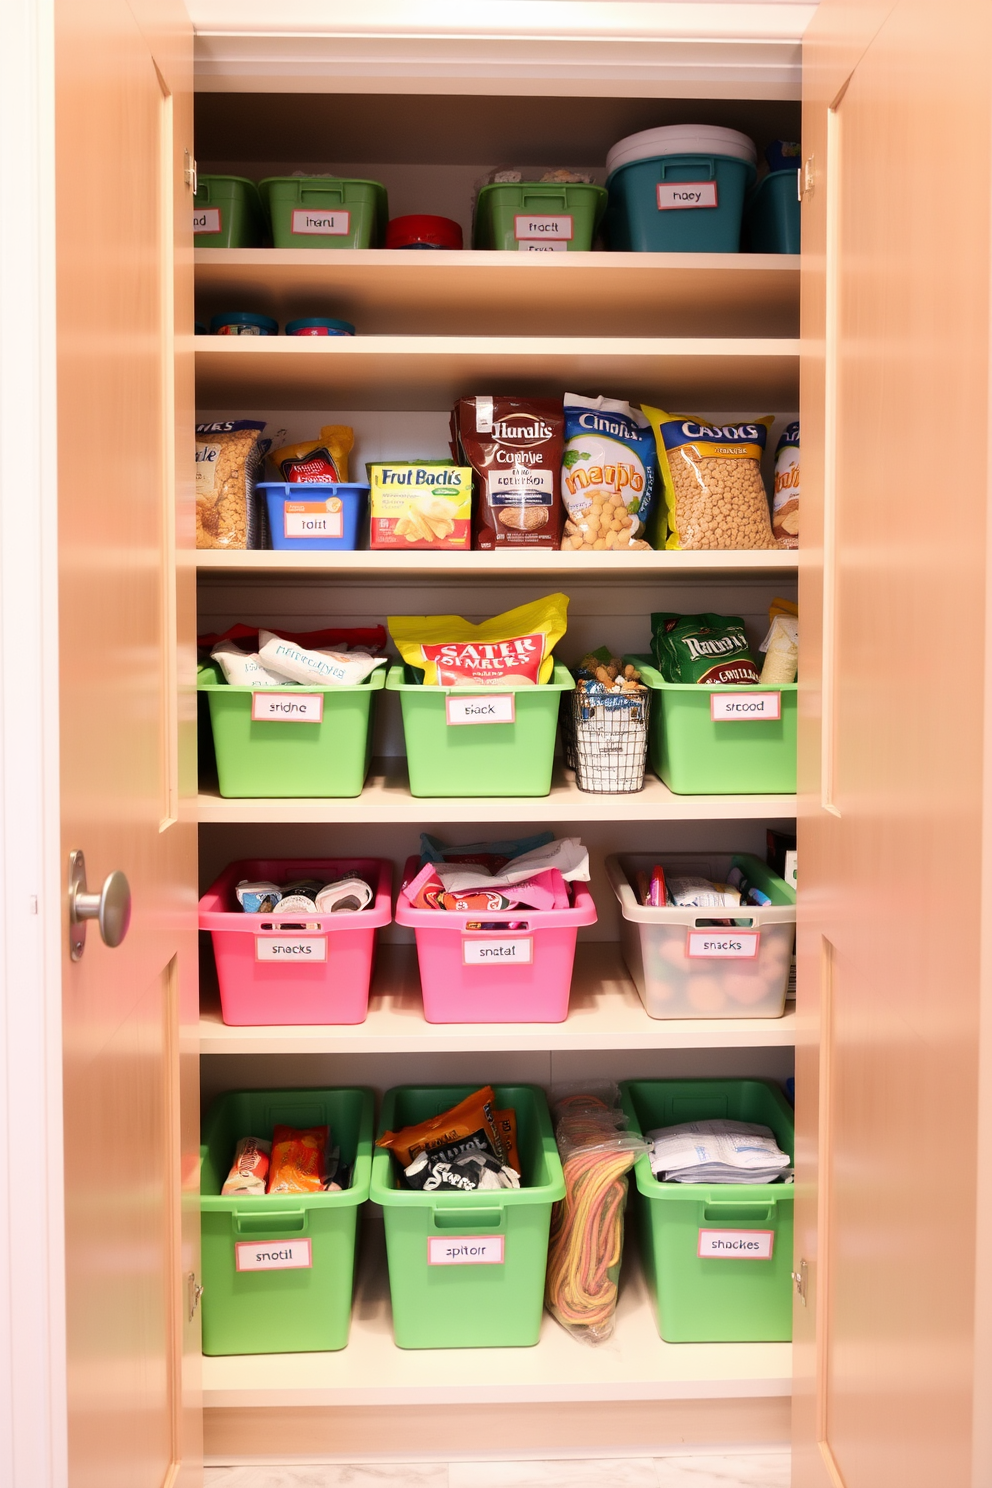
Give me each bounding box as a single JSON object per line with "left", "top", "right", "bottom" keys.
{"left": 607, "top": 853, "right": 795, "bottom": 1019}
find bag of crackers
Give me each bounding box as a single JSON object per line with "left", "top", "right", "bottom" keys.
{"left": 195, "top": 419, "right": 271, "bottom": 549}
{"left": 644, "top": 409, "right": 777, "bottom": 551}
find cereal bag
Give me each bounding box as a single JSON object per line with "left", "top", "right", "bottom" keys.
{"left": 195, "top": 419, "right": 270, "bottom": 549}
{"left": 560, "top": 394, "right": 655, "bottom": 551}
{"left": 772, "top": 421, "right": 799, "bottom": 547}
{"left": 389, "top": 593, "right": 568, "bottom": 686}
{"left": 643, "top": 409, "right": 776, "bottom": 551}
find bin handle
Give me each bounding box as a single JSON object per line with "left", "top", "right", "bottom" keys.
{"left": 691, "top": 915, "right": 755, "bottom": 929}
{"left": 702, "top": 1202, "right": 774, "bottom": 1222}
{"left": 431, "top": 1207, "right": 504, "bottom": 1233}
{"left": 522, "top": 189, "right": 566, "bottom": 210}
{"left": 658, "top": 157, "right": 717, "bottom": 182}
{"left": 232, "top": 1207, "right": 308, "bottom": 1236}
{"left": 301, "top": 185, "right": 344, "bottom": 207}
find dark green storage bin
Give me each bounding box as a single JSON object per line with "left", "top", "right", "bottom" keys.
{"left": 621, "top": 1079, "right": 794, "bottom": 1343}
{"left": 371, "top": 1084, "right": 565, "bottom": 1349}
{"left": 473, "top": 182, "right": 607, "bottom": 252}
{"left": 259, "top": 176, "right": 388, "bottom": 250}
{"left": 747, "top": 169, "right": 802, "bottom": 254}
{"left": 200, "top": 1087, "right": 374, "bottom": 1355}
{"left": 193, "top": 174, "right": 264, "bottom": 248}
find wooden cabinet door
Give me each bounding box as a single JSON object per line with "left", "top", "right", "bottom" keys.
{"left": 55, "top": 1, "right": 199, "bottom": 1484}
{"left": 796, "top": 0, "right": 992, "bottom": 1484}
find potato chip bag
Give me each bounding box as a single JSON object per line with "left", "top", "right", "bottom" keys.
{"left": 651, "top": 612, "right": 760, "bottom": 685}
{"left": 389, "top": 593, "right": 568, "bottom": 687}
{"left": 270, "top": 426, "right": 354, "bottom": 484}
{"left": 267, "top": 1124, "right": 330, "bottom": 1194}
{"left": 376, "top": 1086, "right": 514, "bottom": 1170}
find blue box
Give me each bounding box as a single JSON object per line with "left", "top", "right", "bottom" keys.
{"left": 259, "top": 482, "right": 369, "bottom": 551}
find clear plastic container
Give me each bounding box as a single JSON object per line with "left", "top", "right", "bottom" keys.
{"left": 607, "top": 853, "right": 795, "bottom": 1019}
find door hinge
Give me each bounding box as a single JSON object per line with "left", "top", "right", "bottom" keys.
{"left": 187, "top": 1271, "right": 203, "bottom": 1322}
{"left": 792, "top": 1257, "right": 808, "bottom": 1305}
{"left": 800, "top": 156, "right": 815, "bottom": 203}
{"left": 184, "top": 150, "right": 197, "bottom": 194}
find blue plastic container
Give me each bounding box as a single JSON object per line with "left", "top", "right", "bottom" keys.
{"left": 746, "top": 170, "right": 801, "bottom": 254}
{"left": 605, "top": 125, "right": 757, "bottom": 254}
{"left": 285, "top": 317, "right": 356, "bottom": 337}
{"left": 210, "top": 311, "right": 278, "bottom": 336}
{"left": 258, "top": 482, "right": 369, "bottom": 551}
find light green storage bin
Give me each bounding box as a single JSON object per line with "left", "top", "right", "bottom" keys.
{"left": 200, "top": 1086, "right": 374, "bottom": 1356}
{"left": 371, "top": 1084, "right": 565, "bottom": 1349}
{"left": 473, "top": 182, "right": 608, "bottom": 252}
{"left": 193, "top": 174, "right": 264, "bottom": 248}
{"left": 628, "top": 656, "right": 796, "bottom": 795}
{"left": 386, "top": 664, "right": 573, "bottom": 798}
{"left": 259, "top": 176, "right": 388, "bottom": 250}
{"left": 198, "top": 667, "right": 385, "bottom": 798}
{"left": 620, "top": 1079, "right": 794, "bottom": 1343}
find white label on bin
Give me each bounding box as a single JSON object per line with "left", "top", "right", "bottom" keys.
{"left": 518, "top": 239, "right": 568, "bottom": 252}
{"left": 235, "top": 1238, "right": 312, "bottom": 1271}
{"left": 710, "top": 692, "right": 781, "bottom": 722}
{"left": 657, "top": 181, "right": 719, "bottom": 210}
{"left": 427, "top": 1236, "right": 505, "bottom": 1265}
{"left": 445, "top": 694, "right": 515, "bottom": 726}
{"left": 686, "top": 929, "right": 760, "bottom": 960}
{"left": 284, "top": 500, "right": 344, "bottom": 540}
{"left": 462, "top": 936, "right": 533, "bottom": 966}
{"left": 251, "top": 692, "right": 324, "bottom": 723}
{"left": 697, "top": 1229, "right": 774, "bottom": 1260}
{"left": 291, "top": 208, "right": 350, "bottom": 235}
{"left": 193, "top": 207, "right": 221, "bottom": 233}
{"left": 255, "top": 936, "right": 328, "bottom": 962}
{"left": 514, "top": 214, "right": 573, "bottom": 240}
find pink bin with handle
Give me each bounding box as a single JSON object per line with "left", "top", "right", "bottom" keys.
{"left": 394, "top": 856, "right": 597, "bottom": 1024}
{"left": 199, "top": 858, "right": 393, "bottom": 1026}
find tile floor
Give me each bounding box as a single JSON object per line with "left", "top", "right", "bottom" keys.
{"left": 204, "top": 1452, "right": 791, "bottom": 1487}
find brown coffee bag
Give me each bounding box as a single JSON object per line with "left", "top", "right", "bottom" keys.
{"left": 451, "top": 396, "right": 564, "bottom": 548}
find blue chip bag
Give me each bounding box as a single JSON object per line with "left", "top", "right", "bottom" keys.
{"left": 559, "top": 393, "right": 656, "bottom": 551}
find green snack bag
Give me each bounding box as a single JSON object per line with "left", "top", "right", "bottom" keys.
{"left": 651, "top": 612, "right": 760, "bottom": 685}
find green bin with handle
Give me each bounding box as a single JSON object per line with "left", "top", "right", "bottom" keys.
{"left": 259, "top": 176, "right": 388, "bottom": 249}
{"left": 193, "top": 174, "right": 264, "bottom": 248}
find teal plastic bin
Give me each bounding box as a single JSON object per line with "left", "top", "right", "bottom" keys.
{"left": 259, "top": 176, "right": 388, "bottom": 250}
{"left": 605, "top": 125, "right": 757, "bottom": 253}
{"left": 473, "top": 182, "right": 608, "bottom": 252}
{"left": 371, "top": 1084, "right": 565, "bottom": 1349}
{"left": 198, "top": 665, "right": 385, "bottom": 798}
{"left": 193, "top": 174, "right": 264, "bottom": 248}
{"left": 200, "top": 1086, "right": 374, "bottom": 1355}
{"left": 747, "top": 169, "right": 801, "bottom": 254}
{"left": 620, "top": 1079, "right": 794, "bottom": 1342}
{"left": 628, "top": 656, "right": 796, "bottom": 795}
{"left": 386, "top": 664, "right": 573, "bottom": 797}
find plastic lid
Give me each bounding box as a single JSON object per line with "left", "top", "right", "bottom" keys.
{"left": 285, "top": 317, "right": 356, "bottom": 336}
{"left": 209, "top": 311, "right": 278, "bottom": 334}
{"left": 606, "top": 124, "right": 757, "bottom": 179}
{"left": 385, "top": 214, "right": 463, "bottom": 250}
{"left": 257, "top": 481, "right": 370, "bottom": 491}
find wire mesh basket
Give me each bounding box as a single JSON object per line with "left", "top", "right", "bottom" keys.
{"left": 570, "top": 688, "right": 651, "bottom": 794}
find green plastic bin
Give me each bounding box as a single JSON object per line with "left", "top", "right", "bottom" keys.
{"left": 371, "top": 1084, "right": 565, "bottom": 1349}
{"left": 193, "top": 174, "right": 264, "bottom": 248}
{"left": 747, "top": 169, "right": 801, "bottom": 255}
{"left": 473, "top": 182, "right": 608, "bottom": 252}
{"left": 198, "top": 666, "right": 385, "bottom": 798}
{"left": 620, "top": 1079, "right": 794, "bottom": 1342}
{"left": 628, "top": 656, "right": 796, "bottom": 795}
{"left": 259, "top": 176, "right": 388, "bottom": 250}
{"left": 200, "top": 1086, "right": 373, "bottom": 1355}
{"left": 386, "top": 664, "right": 573, "bottom": 797}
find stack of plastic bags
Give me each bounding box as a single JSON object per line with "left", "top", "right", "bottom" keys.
{"left": 646, "top": 1119, "right": 791, "bottom": 1184}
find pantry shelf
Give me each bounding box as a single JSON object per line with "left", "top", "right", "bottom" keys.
{"left": 199, "top": 942, "right": 796, "bottom": 1054}
{"left": 201, "top": 1220, "right": 791, "bottom": 1408}
{"left": 195, "top": 548, "right": 798, "bottom": 579}
{"left": 194, "top": 335, "right": 800, "bottom": 411}
{"left": 195, "top": 759, "right": 796, "bottom": 824}
{"left": 193, "top": 249, "right": 800, "bottom": 339}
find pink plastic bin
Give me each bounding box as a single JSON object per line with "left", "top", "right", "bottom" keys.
{"left": 394, "top": 856, "right": 597, "bottom": 1024}
{"left": 199, "top": 858, "right": 393, "bottom": 1026}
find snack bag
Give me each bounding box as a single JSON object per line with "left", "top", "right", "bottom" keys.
{"left": 376, "top": 1086, "right": 513, "bottom": 1170}
{"left": 195, "top": 420, "right": 270, "bottom": 550}
{"left": 643, "top": 409, "right": 776, "bottom": 551}
{"left": 651, "top": 612, "right": 760, "bottom": 685}
{"left": 367, "top": 462, "right": 472, "bottom": 549}
{"left": 270, "top": 426, "right": 354, "bottom": 484}
{"left": 759, "top": 597, "right": 799, "bottom": 684}
{"left": 221, "top": 1136, "right": 271, "bottom": 1195}
{"left": 267, "top": 1125, "right": 330, "bottom": 1194}
{"left": 451, "top": 396, "right": 564, "bottom": 548}
{"left": 257, "top": 630, "right": 387, "bottom": 686}
{"left": 389, "top": 593, "right": 568, "bottom": 686}
{"left": 772, "top": 421, "right": 800, "bottom": 547}
{"left": 559, "top": 394, "right": 655, "bottom": 551}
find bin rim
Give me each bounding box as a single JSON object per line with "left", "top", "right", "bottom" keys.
{"left": 606, "top": 852, "right": 795, "bottom": 924}
{"left": 197, "top": 665, "right": 386, "bottom": 695}
{"left": 606, "top": 124, "right": 757, "bottom": 178}
{"left": 395, "top": 853, "right": 598, "bottom": 930}
{"left": 200, "top": 1085, "right": 374, "bottom": 1210}
{"left": 257, "top": 480, "right": 370, "bottom": 493}
{"left": 195, "top": 173, "right": 263, "bottom": 196}
{"left": 199, "top": 856, "right": 393, "bottom": 930}
{"left": 386, "top": 662, "right": 574, "bottom": 695}
{"left": 371, "top": 1082, "right": 566, "bottom": 1208}
{"left": 625, "top": 655, "right": 796, "bottom": 695}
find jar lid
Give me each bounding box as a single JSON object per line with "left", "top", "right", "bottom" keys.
{"left": 385, "top": 214, "right": 463, "bottom": 250}
{"left": 284, "top": 317, "right": 356, "bottom": 336}
{"left": 606, "top": 124, "right": 757, "bottom": 180}
{"left": 209, "top": 311, "right": 278, "bottom": 334}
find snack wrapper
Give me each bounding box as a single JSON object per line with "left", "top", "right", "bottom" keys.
{"left": 210, "top": 640, "right": 287, "bottom": 688}
{"left": 268, "top": 1125, "right": 330, "bottom": 1194}
{"left": 258, "top": 631, "right": 387, "bottom": 687}
{"left": 389, "top": 594, "right": 568, "bottom": 687}
{"left": 376, "top": 1085, "right": 518, "bottom": 1172}
{"left": 222, "top": 1136, "right": 271, "bottom": 1195}
{"left": 651, "top": 612, "right": 760, "bottom": 686}
{"left": 271, "top": 426, "right": 354, "bottom": 484}
{"left": 236, "top": 881, "right": 283, "bottom": 913}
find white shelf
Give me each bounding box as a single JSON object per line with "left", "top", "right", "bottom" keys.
{"left": 199, "top": 943, "right": 796, "bottom": 1054}
{"left": 201, "top": 1222, "right": 791, "bottom": 1408}
{"left": 197, "top": 759, "right": 796, "bottom": 824}
{"left": 195, "top": 547, "right": 798, "bottom": 580}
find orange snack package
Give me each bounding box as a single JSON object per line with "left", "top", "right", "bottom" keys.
{"left": 267, "top": 1124, "right": 330, "bottom": 1194}
{"left": 377, "top": 1085, "right": 515, "bottom": 1170}
{"left": 494, "top": 1108, "right": 521, "bottom": 1175}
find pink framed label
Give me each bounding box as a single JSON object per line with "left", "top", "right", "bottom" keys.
{"left": 697, "top": 1229, "right": 774, "bottom": 1260}
{"left": 255, "top": 936, "right": 327, "bottom": 963}
{"left": 235, "top": 1238, "right": 312, "bottom": 1271}
{"left": 462, "top": 936, "right": 533, "bottom": 966}
{"left": 518, "top": 240, "right": 568, "bottom": 253}
{"left": 427, "top": 1235, "right": 505, "bottom": 1265}
{"left": 251, "top": 692, "right": 324, "bottom": 723}
{"left": 193, "top": 207, "right": 221, "bottom": 234}
{"left": 686, "top": 929, "right": 760, "bottom": 959}
{"left": 291, "top": 208, "right": 351, "bottom": 235}
{"left": 284, "top": 500, "right": 344, "bottom": 540}
{"left": 445, "top": 694, "right": 515, "bottom": 726}
{"left": 514, "top": 213, "right": 573, "bottom": 240}
{"left": 710, "top": 692, "right": 781, "bottom": 722}
{"left": 657, "top": 181, "right": 718, "bottom": 210}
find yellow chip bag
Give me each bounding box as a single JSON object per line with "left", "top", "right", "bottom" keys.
{"left": 389, "top": 593, "right": 568, "bottom": 686}
{"left": 271, "top": 425, "right": 354, "bottom": 484}
{"left": 643, "top": 409, "right": 777, "bottom": 551}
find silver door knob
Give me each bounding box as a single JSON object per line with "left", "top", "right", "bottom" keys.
{"left": 68, "top": 850, "right": 132, "bottom": 961}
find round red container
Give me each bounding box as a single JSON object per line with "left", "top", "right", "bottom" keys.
{"left": 384, "top": 214, "right": 463, "bottom": 250}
